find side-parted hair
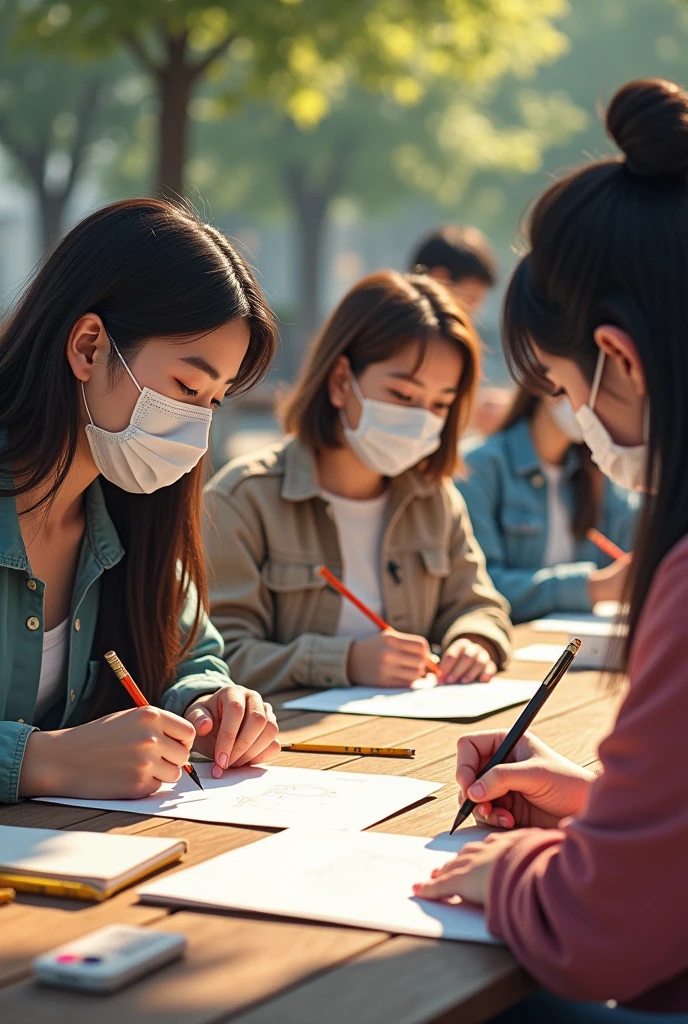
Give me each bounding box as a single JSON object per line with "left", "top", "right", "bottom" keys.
{"left": 0, "top": 198, "right": 276, "bottom": 709}
{"left": 281, "top": 270, "right": 481, "bottom": 482}
{"left": 501, "top": 78, "right": 688, "bottom": 668}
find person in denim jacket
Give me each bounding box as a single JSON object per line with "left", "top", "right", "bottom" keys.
{"left": 457, "top": 387, "right": 639, "bottom": 623}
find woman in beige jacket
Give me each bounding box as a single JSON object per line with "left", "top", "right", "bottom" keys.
{"left": 204, "top": 270, "right": 512, "bottom": 695}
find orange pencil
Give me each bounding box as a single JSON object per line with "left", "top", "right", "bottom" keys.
{"left": 586, "top": 528, "right": 626, "bottom": 562}
{"left": 317, "top": 566, "right": 439, "bottom": 677}
{"left": 104, "top": 650, "right": 204, "bottom": 790}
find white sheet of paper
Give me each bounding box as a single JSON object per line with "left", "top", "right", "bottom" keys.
{"left": 532, "top": 613, "right": 611, "bottom": 634}
{"left": 283, "top": 678, "right": 539, "bottom": 719}
{"left": 37, "top": 765, "right": 441, "bottom": 831}
{"left": 139, "top": 827, "right": 501, "bottom": 945}
{"left": 515, "top": 642, "right": 568, "bottom": 663}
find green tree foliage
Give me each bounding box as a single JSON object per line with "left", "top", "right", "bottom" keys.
{"left": 17, "top": 0, "right": 571, "bottom": 202}
{"left": 176, "top": 83, "right": 584, "bottom": 333}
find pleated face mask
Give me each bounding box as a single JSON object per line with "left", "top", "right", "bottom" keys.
{"left": 82, "top": 338, "right": 212, "bottom": 494}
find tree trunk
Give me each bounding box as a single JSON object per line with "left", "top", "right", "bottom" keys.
{"left": 156, "top": 34, "right": 193, "bottom": 199}
{"left": 38, "top": 189, "right": 67, "bottom": 252}
{"left": 294, "top": 189, "right": 329, "bottom": 341}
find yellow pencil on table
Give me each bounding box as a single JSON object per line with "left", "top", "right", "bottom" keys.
{"left": 0, "top": 887, "right": 15, "bottom": 906}
{"left": 282, "top": 743, "right": 415, "bottom": 759}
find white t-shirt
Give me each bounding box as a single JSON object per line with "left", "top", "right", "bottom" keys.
{"left": 540, "top": 462, "right": 575, "bottom": 568}
{"left": 35, "top": 617, "right": 69, "bottom": 720}
{"left": 321, "top": 489, "right": 388, "bottom": 639}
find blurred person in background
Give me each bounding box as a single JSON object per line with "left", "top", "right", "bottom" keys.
{"left": 457, "top": 386, "right": 639, "bottom": 623}
{"left": 410, "top": 225, "right": 511, "bottom": 437}
{"left": 205, "top": 270, "right": 512, "bottom": 695}
{"left": 409, "top": 224, "right": 497, "bottom": 317}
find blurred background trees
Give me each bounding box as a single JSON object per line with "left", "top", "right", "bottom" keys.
{"left": 0, "top": 0, "right": 686, "bottom": 390}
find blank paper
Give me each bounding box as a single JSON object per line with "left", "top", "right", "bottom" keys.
{"left": 139, "top": 827, "right": 501, "bottom": 945}
{"left": 283, "top": 678, "right": 539, "bottom": 720}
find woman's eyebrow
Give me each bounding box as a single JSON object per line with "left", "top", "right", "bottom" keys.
{"left": 180, "top": 354, "right": 235, "bottom": 385}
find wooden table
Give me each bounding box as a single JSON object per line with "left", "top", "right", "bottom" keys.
{"left": 0, "top": 625, "right": 622, "bottom": 1024}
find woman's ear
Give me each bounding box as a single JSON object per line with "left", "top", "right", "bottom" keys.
{"left": 327, "top": 355, "right": 352, "bottom": 409}
{"left": 65, "top": 314, "right": 111, "bottom": 383}
{"left": 593, "top": 325, "right": 647, "bottom": 398}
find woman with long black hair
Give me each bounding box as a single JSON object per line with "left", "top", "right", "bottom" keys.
{"left": 415, "top": 79, "right": 688, "bottom": 1021}
{"left": 0, "top": 199, "right": 280, "bottom": 804}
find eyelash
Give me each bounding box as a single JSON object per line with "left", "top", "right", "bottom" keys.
{"left": 389, "top": 388, "right": 451, "bottom": 412}
{"left": 176, "top": 380, "right": 227, "bottom": 408}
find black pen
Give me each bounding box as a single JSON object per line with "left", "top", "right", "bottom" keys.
{"left": 449, "top": 639, "right": 581, "bottom": 834}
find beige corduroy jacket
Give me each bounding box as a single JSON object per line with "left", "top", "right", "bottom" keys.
{"left": 204, "top": 437, "right": 512, "bottom": 695}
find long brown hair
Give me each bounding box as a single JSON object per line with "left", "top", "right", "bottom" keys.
{"left": 502, "top": 78, "right": 688, "bottom": 668}
{"left": 498, "top": 386, "right": 601, "bottom": 540}
{"left": 281, "top": 270, "right": 481, "bottom": 481}
{"left": 0, "top": 199, "right": 276, "bottom": 708}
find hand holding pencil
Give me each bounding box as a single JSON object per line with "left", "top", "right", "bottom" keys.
{"left": 319, "top": 566, "right": 498, "bottom": 687}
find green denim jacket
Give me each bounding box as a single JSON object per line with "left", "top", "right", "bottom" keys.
{"left": 0, "top": 475, "right": 232, "bottom": 804}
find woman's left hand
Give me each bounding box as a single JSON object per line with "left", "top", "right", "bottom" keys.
{"left": 413, "top": 830, "right": 522, "bottom": 906}
{"left": 185, "top": 687, "right": 280, "bottom": 778}
{"left": 438, "top": 636, "right": 498, "bottom": 684}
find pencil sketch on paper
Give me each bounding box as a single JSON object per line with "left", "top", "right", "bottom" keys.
{"left": 230, "top": 784, "right": 339, "bottom": 812}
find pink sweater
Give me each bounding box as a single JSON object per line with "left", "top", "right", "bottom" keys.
{"left": 487, "top": 535, "right": 688, "bottom": 1012}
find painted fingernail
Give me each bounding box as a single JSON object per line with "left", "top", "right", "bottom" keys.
{"left": 469, "top": 781, "right": 486, "bottom": 799}
{"left": 497, "top": 814, "right": 510, "bottom": 828}
{"left": 218, "top": 753, "right": 228, "bottom": 769}
{"left": 211, "top": 764, "right": 223, "bottom": 779}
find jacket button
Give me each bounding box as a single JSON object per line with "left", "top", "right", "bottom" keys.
{"left": 26, "top": 616, "right": 40, "bottom": 631}
{"left": 17, "top": 718, "right": 24, "bottom": 724}
{"left": 70, "top": 690, "right": 76, "bottom": 703}
{"left": 26, "top": 578, "right": 37, "bottom": 591}
{"left": 325, "top": 505, "right": 334, "bottom": 519}
{"left": 74, "top": 618, "right": 81, "bottom": 632}
{"left": 531, "top": 473, "right": 545, "bottom": 488}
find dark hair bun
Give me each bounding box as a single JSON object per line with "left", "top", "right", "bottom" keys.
{"left": 606, "top": 78, "right": 688, "bottom": 178}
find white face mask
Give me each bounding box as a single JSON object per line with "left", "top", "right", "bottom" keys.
{"left": 82, "top": 338, "right": 212, "bottom": 494}
{"left": 550, "top": 395, "right": 584, "bottom": 443}
{"left": 573, "top": 349, "right": 649, "bottom": 493}
{"left": 340, "top": 376, "right": 445, "bottom": 477}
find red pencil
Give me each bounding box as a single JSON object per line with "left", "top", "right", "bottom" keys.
{"left": 317, "top": 566, "right": 439, "bottom": 677}
{"left": 586, "top": 528, "right": 626, "bottom": 562}
{"left": 104, "top": 650, "right": 204, "bottom": 790}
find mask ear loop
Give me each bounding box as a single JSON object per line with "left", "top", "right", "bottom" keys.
{"left": 588, "top": 348, "right": 606, "bottom": 412}
{"left": 340, "top": 373, "right": 366, "bottom": 432}
{"left": 108, "top": 335, "right": 142, "bottom": 394}
{"left": 81, "top": 333, "right": 142, "bottom": 427}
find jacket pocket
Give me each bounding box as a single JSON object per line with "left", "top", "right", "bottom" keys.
{"left": 260, "top": 560, "right": 326, "bottom": 593}
{"left": 419, "top": 547, "right": 451, "bottom": 578}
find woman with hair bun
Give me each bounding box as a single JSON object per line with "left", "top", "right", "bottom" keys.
{"left": 415, "top": 79, "right": 688, "bottom": 1021}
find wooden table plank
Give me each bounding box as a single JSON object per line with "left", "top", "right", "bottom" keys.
{"left": 229, "top": 936, "right": 533, "bottom": 1024}
{"left": 0, "top": 913, "right": 388, "bottom": 1024}
{"left": 0, "top": 627, "right": 624, "bottom": 1024}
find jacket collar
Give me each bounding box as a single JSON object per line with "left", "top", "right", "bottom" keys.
{"left": 504, "top": 418, "right": 580, "bottom": 480}
{"left": 281, "top": 436, "right": 436, "bottom": 502}
{"left": 0, "top": 431, "right": 123, "bottom": 571}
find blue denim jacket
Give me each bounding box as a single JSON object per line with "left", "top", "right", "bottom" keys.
{"left": 457, "top": 419, "right": 640, "bottom": 624}
{"left": 0, "top": 470, "right": 231, "bottom": 803}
